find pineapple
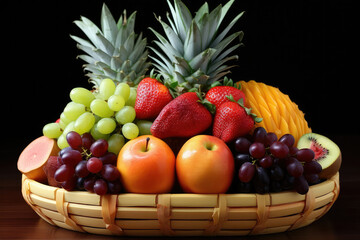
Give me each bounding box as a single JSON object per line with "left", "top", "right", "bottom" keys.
{"left": 150, "top": 0, "right": 244, "bottom": 95}
{"left": 71, "top": 3, "right": 151, "bottom": 87}
{"left": 239, "top": 80, "right": 312, "bottom": 144}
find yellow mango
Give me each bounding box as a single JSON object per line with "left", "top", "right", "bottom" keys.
{"left": 239, "top": 80, "right": 311, "bottom": 144}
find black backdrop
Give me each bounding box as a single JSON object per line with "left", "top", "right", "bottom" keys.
{"left": 2, "top": 0, "right": 356, "bottom": 142}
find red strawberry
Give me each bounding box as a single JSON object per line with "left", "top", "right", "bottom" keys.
{"left": 135, "top": 78, "right": 173, "bottom": 120}
{"left": 213, "top": 97, "right": 262, "bottom": 143}
{"left": 151, "top": 92, "right": 212, "bottom": 139}
{"left": 205, "top": 86, "right": 246, "bottom": 110}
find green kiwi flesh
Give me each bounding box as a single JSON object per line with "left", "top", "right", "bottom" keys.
{"left": 297, "top": 133, "right": 341, "bottom": 179}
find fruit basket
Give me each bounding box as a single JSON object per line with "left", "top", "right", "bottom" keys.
{"left": 18, "top": 1, "right": 342, "bottom": 237}
{"left": 21, "top": 172, "right": 339, "bottom": 236}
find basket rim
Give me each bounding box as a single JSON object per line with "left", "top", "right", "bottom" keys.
{"left": 21, "top": 173, "right": 340, "bottom": 236}
{"left": 22, "top": 172, "right": 340, "bottom": 201}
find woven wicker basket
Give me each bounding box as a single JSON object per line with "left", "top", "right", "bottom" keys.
{"left": 21, "top": 172, "right": 339, "bottom": 236}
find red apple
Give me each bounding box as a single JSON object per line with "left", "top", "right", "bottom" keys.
{"left": 176, "top": 135, "right": 234, "bottom": 193}
{"left": 117, "top": 135, "right": 175, "bottom": 193}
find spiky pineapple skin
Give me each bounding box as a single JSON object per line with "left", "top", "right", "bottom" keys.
{"left": 239, "top": 80, "right": 311, "bottom": 144}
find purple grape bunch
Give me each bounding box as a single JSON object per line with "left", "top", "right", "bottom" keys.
{"left": 233, "top": 127, "right": 322, "bottom": 194}
{"left": 54, "top": 131, "right": 122, "bottom": 195}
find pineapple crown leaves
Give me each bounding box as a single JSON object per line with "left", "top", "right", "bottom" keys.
{"left": 71, "top": 3, "right": 151, "bottom": 87}
{"left": 210, "top": 76, "right": 241, "bottom": 89}
{"left": 226, "top": 95, "right": 263, "bottom": 123}
{"left": 149, "top": 0, "right": 245, "bottom": 94}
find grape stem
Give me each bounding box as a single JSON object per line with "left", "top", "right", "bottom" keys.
{"left": 145, "top": 137, "right": 150, "bottom": 152}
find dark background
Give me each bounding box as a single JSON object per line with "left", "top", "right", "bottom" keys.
{"left": 1, "top": 1, "right": 359, "bottom": 239}
{"left": 2, "top": 0, "right": 356, "bottom": 141}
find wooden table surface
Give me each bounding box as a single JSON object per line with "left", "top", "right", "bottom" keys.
{"left": 1, "top": 134, "right": 359, "bottom": 240}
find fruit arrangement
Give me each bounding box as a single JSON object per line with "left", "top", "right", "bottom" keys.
{"left": 18, "top": 0, "right": 341, "bottom": 236}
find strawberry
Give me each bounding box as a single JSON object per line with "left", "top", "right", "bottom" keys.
{"left": 151, "top": 92, "right": 213, "bottom": 139}
{"left": 213, "top": 96, "right": 262, "bottom": 143}
{"left": 205, "top": 86, "right": 246, "bottom": 110}
{"left": 135, "top": 78, "right": 173, "bottom": 120}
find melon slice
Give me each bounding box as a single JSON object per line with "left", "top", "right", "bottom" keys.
{"left": 17, "top": 136, "right": 60, "bottom": 182}
{"left": 297, "top": 133, "right": 341, "bottom": 179}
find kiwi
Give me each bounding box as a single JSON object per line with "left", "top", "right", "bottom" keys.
{"left": 297, "top": 133, "right": 341, "bottom": 179}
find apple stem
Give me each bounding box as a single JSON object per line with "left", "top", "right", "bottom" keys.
{"left": 145, "top": 137, "right": 150, "bottom": 152}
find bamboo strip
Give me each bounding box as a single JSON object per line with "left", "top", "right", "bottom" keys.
{"left": 117, "top": 194, "right": 156, "bottom": 207}
{"left": 21, "top": 173, "right": 340, "bottom": 237}
{"left": 170, "top": 194, "right": 218, "bottom": 207}
{"left": 29, "top": 191, "right": 336, "bottom": 221}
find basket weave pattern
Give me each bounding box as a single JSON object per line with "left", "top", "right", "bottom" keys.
{"left": 21, "top": 173, "right": 339, "bottom": 236}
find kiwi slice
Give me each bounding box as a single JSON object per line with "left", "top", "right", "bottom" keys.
{"left": 297, "top": 133, "right": 341, "bottom": 179}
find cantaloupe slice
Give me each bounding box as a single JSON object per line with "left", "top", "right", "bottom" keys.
{"left": 17, "top": 136, "right": 60, "bottom": 183}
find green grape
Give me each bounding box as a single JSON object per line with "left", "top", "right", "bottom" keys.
{"left": 43, "top": 123, "right": 62, "bottom": 139}
{"left": 125, "top": 87, "right": 137, "bottom": 107}
{"left": 60, "top": 112, "right": 71, "bottom": 125}
{"left": 90, "top": 124, "right": 110, "bottom": 140}
{"left": 114, "top": 83, "right": 130, "bottom": 101}
{"left": 92, "top": 91, "right": 103, "bottom": 100}
{"left": 58, "top": 120, "right": 67, "bottom": 130}
{"left": 115, "top": 106, "right": 136, "bottom": 124}
{"left": 69, "top": 87, "right": 95, "bottom": 107}
{"left": 99, "top": 78, "right": 116, "bottom": 100}
{"left": 90, "top": 99, "right": 114, "bottom": 118}
{"left": 108, "top": 133, "right": 125, "bottom": 155}
{"left": 74, "top": 112, "right": 95, "bottom": 134}
{"left": 63, "top": 102, "right": 86, "bottom": 121}
{"left": 136, "top": 120, "right": 153, "bottom": 135}
{"left": 97, "top": 118, "right": 116, "bottom": 134}
{"left": 108, "top": 95, "right": 125, "bottom": 111}
{"left": 122, "top": 123, "right": 139, "bottom": 140}
{"left": 57, "top": 134, "right": 69, "bottom": 149}
{"left": 63, "top": 121, "right": 75, "bottom": 136}
{"left": 93, "top": 114, "right": 102, "bottom": 123}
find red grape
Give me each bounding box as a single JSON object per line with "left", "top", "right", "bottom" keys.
{"left": 279, "top": 134, "right": 295, "bottom": 148}
{"left": 249, "top": 142, "right": 266, "bottom": 158}
{"left": 289, "top": 146, "right": 299, "bottom": 156}
{"left": 93, "top": 179, "right": 108, "bottom": 195}
{"left": 252, "top": 127, "right": 267, "bottom": 143}
{"left": 84, "top": 176, "right": 96, "bottom": 192}
{"left": 59, "top": 146, "right": 72, "bottom": 157}
{"left": 108, "top": 180, "right": 122, "bottom": 194}
{"left": 304, "top": 173, "right": 320, "bottom": 184}
{"left": 259, "top": 155, "right": 274, "bottom": 168}
{"left": 286, "top": 159, "right": 304, "bottom": 177}
{"left": 303, "top": 161, "right": 322, "bottom": 174}
{"left": 234, "top": 154, "right": 251, "bottom": 169}
{"left": 234, "top": 137, "right": 251, "bottom": 153}
{"left": 61, "top": 149, "right": 82, "bottom": 166}
{"left": 87, "top": 157, "right": 103, "bottom": 173}
{"left": 90, "top": 139, "right": 108, "bottom": 157}
{"left": 54, "top": 164, "right": 75, "bottom": 183}
{"left": 238, "top": 162, "right": 255, "bottom": 183}
{"left": 99, "top": 152, "right": 117, "bottom": 165}
{"left": 61, "top": 175, "right": 77, "bottom": 191}
{"left": 294, "top": 175, "right": 309, "bottom": 194}
{"left": 75, "top": 160, "right": 90, "bottom": 178}
{"left": 81, "top": 133, "right": 94, "bottom": 150}
{"left": 101, "top": 164, "right": 120, "bottom": 181}
{"left": 270, "top": 142, "right": 289, "bottom": 159}
{"left": 66, "top": 131, "right": 82, "bottom": 149}
{"left": 265, "top": 132, "right": 277, "bottom": 146}
{"left": 296, "top": 148, "right": 315, "bottom": 162}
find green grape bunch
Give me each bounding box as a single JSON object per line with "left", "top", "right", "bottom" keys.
{"left": 42, "top": 78, "right": 151, "bottom": 155}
